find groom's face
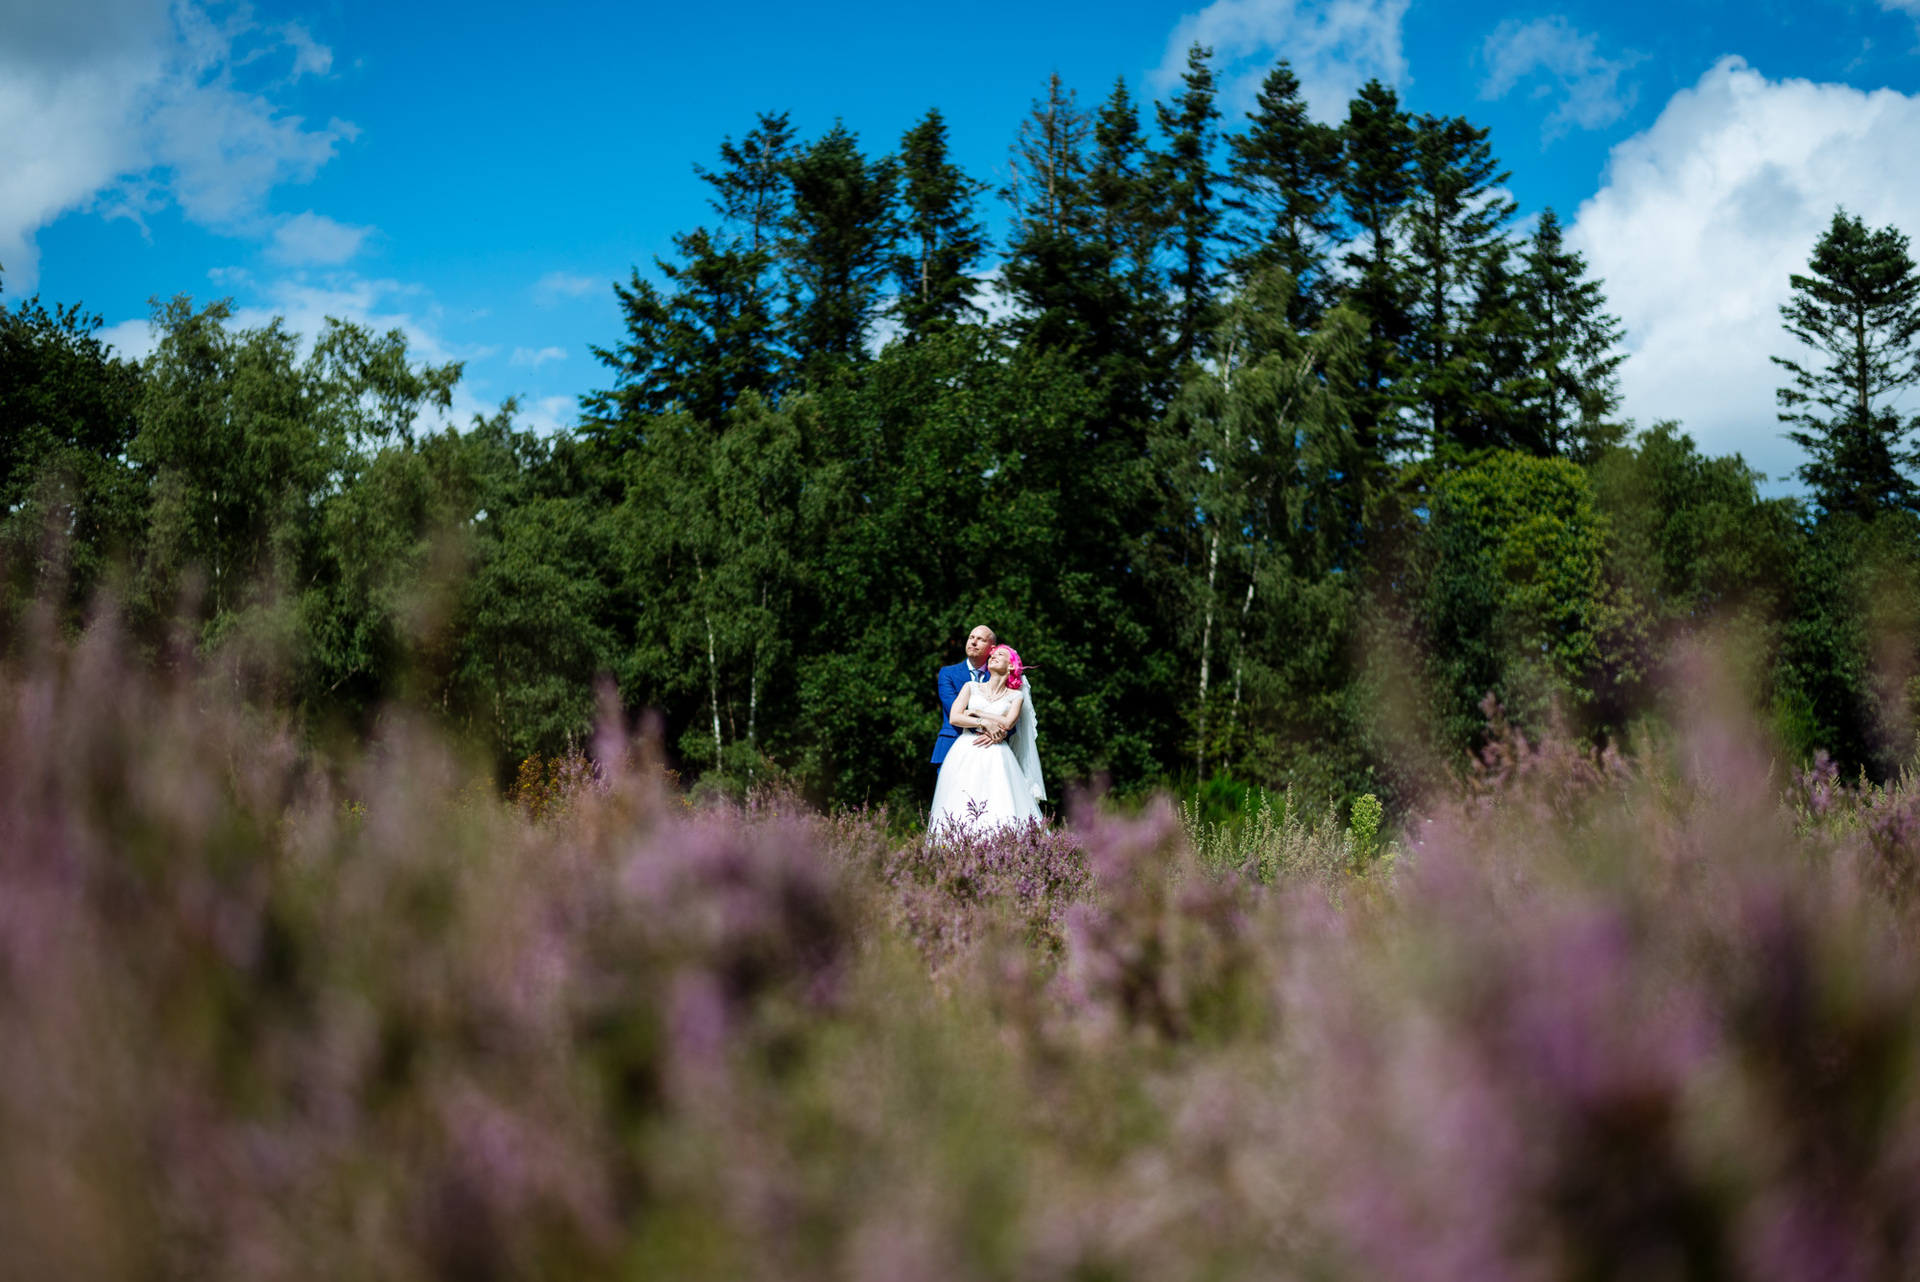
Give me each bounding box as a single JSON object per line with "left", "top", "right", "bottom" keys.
{"left": 965, "top": 627, "right": 995, "bottom": 664}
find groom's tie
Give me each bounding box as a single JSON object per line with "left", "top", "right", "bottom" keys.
{"left": 974, "top": 667, "right": 987, "bottom": 682}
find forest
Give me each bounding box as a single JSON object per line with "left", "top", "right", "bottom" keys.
{"left": 6, "top": 47, "right": 1920, "bottom": 816}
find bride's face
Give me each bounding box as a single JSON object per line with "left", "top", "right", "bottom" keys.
{"left": 987, "top": 650, "right": 1010, "bottom": 676}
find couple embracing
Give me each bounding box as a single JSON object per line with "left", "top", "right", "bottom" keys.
{"left": 927, "top": 624, "right": 1047, "bottom": 837}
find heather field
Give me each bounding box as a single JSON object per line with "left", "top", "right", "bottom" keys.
{"left": 8, "top": 628, "right": 1920, "bottom": 1282}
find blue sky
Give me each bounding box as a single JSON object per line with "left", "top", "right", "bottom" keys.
{"left": 4, "top": 0, "right": 1919, "bottom": 486}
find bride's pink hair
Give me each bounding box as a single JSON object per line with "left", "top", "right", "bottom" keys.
{"left": 990, "top": 644, "right": 1024, "bottom": 689}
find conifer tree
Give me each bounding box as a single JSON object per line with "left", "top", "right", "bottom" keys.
{"left": 585, "top": 228, "right": 781, "bottom": 433}
{"left": 892, "top": 108, "right": 989, "bottom": 341}
{"left": 1464, "top": 239, "right": 1530, "bottom": 451}
{"left": 587, "top": 118, "right": 798, "bottom": 435}
{"left": 1337, "top": 80, "right": 1416, "bottom": 460}
{"left": 1774, "top": 209, "right": 1920, "bottom": 518}
{"left": 999, "top": 73, "right": 1106, "bottom": 355}
{"left": 1154, "top": 44, "right": 1224, "bottom": 367}
{"left": 695, "top": 111, "right": 797, "bottom": 255}
{"left": 695, "top": 110, "right": 797, "bottom": 384}
{"left": 1514, "top": 208, "right": 1625, "bottom": 458}
{"left": 1087, "top": 77, "right": 1174, "bottom": 422}
{"left": 1402, "top": 112, "right": 1516, "bottom": 455}
{"left": 1001, "top": 74, "right": 1172, "bottom": 441}
{"left": 1089, "top": 77, "right": 1164, "bottom": 294}
{"left": 780, "top": 124, "right": 898, "bottom": 382}
{"left": 1224, "top": 61, "right": 1342, "bottom": 326}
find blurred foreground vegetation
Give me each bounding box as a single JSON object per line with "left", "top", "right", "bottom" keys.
{"left": 9, "top": 626, "right": 1920, "bottom": 1280}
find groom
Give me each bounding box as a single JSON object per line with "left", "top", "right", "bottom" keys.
{"left": 931, "top": 624, "right": 1003, "bottom": 766}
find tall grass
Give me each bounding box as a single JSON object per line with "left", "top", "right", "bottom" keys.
{"left": 7, "top": 626, "right": 1920, "bottom": 1279}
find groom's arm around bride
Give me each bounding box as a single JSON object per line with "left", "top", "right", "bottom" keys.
{"left": 930, "top": 624, "right": 996, "bottom": 766}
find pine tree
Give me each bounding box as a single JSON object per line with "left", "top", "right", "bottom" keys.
{"left": 780, "top": 123, "right": 898, "bottom": 382}
{"left": 1774, "top": 209, "right": 1920, "bottom": 518}
{"left": 1087, "top": 77, "right": 1174, "bottom": 423}
{"left": 695, "top": 111, "right": 797, "bottom": 256}
{"left": 587, "top": 117, "right": 800, "bottom": 435}
{"left": 1337, "top": 80, "right": 1416, "bottom": 460}
{"left": 1224, "top": 60, "right": 1343, "bottom": 326}
{"left": 1154, "top": 43, "right": 1224, "bottom": 368}
{"left": 1464, "top": 239, "right": 1530, "bottom": 452}
{"left": 999, "top": 73, "right": 1105, "bottom": 356}
{"left": 1402, "top": 112, "right": 1516, "bottom": 456}
{"left": 694, "top": 110, "right": 797, "bottom": 390}
{"left": 892, "top": 108, "right": 989, "bottom": 341}
{"left": 584, "top": 228, "right": 782, "bottom": 433}
{"left": 1514, "top": 208, "right": 1625, "bottom": 459}
{"left": 1089, "top": 77, "right": 1164, "bottom": 292}
{"left": 1001, "top": 74, "right": 1167, "bottom": 441}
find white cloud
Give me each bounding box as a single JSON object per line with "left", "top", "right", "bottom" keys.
{"left": 97, "top": 315, "right": 160, "bottom": 363}
{"left": 1569, "top": 57, "right": 1920, "bottom": 487}
{"left": 518, "top": 394, "right": 580, "bottom": 435}
{"left": 225, "top": 274, "right": 459, "bottom": 367}
{"left": 267, "top": 211, "right": 372, "bottom": 265}
{"left": 1154, "top": 0, "right": 1408, "bottom": 121}
{"left": 511, "top": 345, "right": 569, "bottom": 368}
{"left": 1481, "top": 17, "right": 1640, "bottom": 139}
{"left": 532, "top": 271, "right": 603, "bottom": 305}
{"left": 0, "top": 0, "right": 353, "bottom": 291}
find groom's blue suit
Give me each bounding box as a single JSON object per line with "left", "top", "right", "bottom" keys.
{"left": 929, "top": 659, "right": 987, "bottom": 765}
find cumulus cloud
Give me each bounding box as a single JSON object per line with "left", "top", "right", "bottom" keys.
{"left": 96, "top": 316, "right": 161, "bottom": 363}
{"left": 1154, "top": 0, "right": 1408, "bottom": 121}
{"left": 0, "top": 0, "right": 355, "bottom": 290}
{"left": 97, "top": 272, "right": 445, "bottom": 375}
{"left": 1481, "top": 16, "right": 1641, "bottom": 139}
{"left": 511, "top": 345, "right": 568, "bottom": 368}
{"left": 224, "top": 274, "right": 460, "bottom": 366}
{"left": 518, "top": 394, "right": 581, "bottom": 435}
{"left": 1569, "top": 57, "right": 1920, "bottom": 486}
{"left": 532, "top": 271, "right": 604, "bottom": 305}
{"left": 268, "top": 212, "right": 373, "bottom": 265}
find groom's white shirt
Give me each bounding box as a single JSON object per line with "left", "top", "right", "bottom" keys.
{"left": 966, "top": 659, "right": 985, "bottom": 681}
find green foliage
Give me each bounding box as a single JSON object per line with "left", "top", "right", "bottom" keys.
{"left": 892, "top": 108, "right": 989, "bottom": 339}
{"left": 1339, "top": 79, "right": 1418, "bottom": 459}
{"left": 1424, "top": 451, "right": 1608, "bottom": 739}
{"left": 587, "top": 231, "right": 783, "bottom": 430}
{"left": 0, "top": 294, "right": 145, "bottom": 638}
{"left": 1347, "top": 791, "right": 1383, "bottom": 857}
{"left": 1224, "top": 60, "right": 1342, "bottom": 326}
{"left": 1403, "top": 112, "right": 1518, "bottom": 455}
{"left": 24, "top": 81, "right": 1920, "bottom": 806}
{"left": 1774, "top": 512, "right": 1920, "bottom": 777}
{"left": 1512, "top": 208, "right": 1626, "bottom": 458}
{"left": 1774, "top": 208, "right": 1920, "bottom": 517}
{"left": 1178, "top": 784, "right": 1355, "bottom": 884}
{"left": 1154, "top": 268, "right": 1370, "bottom": 792}
{"left": 1154, "top": 42, "right": 1225, "bottom": 366}
{"left": 781, "top": 123, "right": 897, "bottom": 382}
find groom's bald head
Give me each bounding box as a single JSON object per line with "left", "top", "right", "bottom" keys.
{"left": 965, "top": 625, "right": 996, "bottom": 662}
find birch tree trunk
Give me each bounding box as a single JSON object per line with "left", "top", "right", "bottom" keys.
{"left": 1196, "top": 345, "right": 1236, "bottom": 779}
{"left": 1197, "top": 526, "right": 1219, "bottom": 778}
{"left": 695, "top": 558, "right": 723, "bottom": 757}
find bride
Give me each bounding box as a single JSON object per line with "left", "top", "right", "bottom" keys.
{"left": 927, "top": 644, "right": 1047, "bottom": 837}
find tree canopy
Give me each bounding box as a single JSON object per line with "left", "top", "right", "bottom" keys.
{"left": 7, "top": 59, "right": 1920, "bottom": 813}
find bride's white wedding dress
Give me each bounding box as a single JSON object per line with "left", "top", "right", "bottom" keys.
{"left": 928, "top": 683, "right": 1046, "bottom": 838}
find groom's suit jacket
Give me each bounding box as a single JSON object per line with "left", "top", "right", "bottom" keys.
{"left": 930, "top": 659, "right": 986, "bottom": 765}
